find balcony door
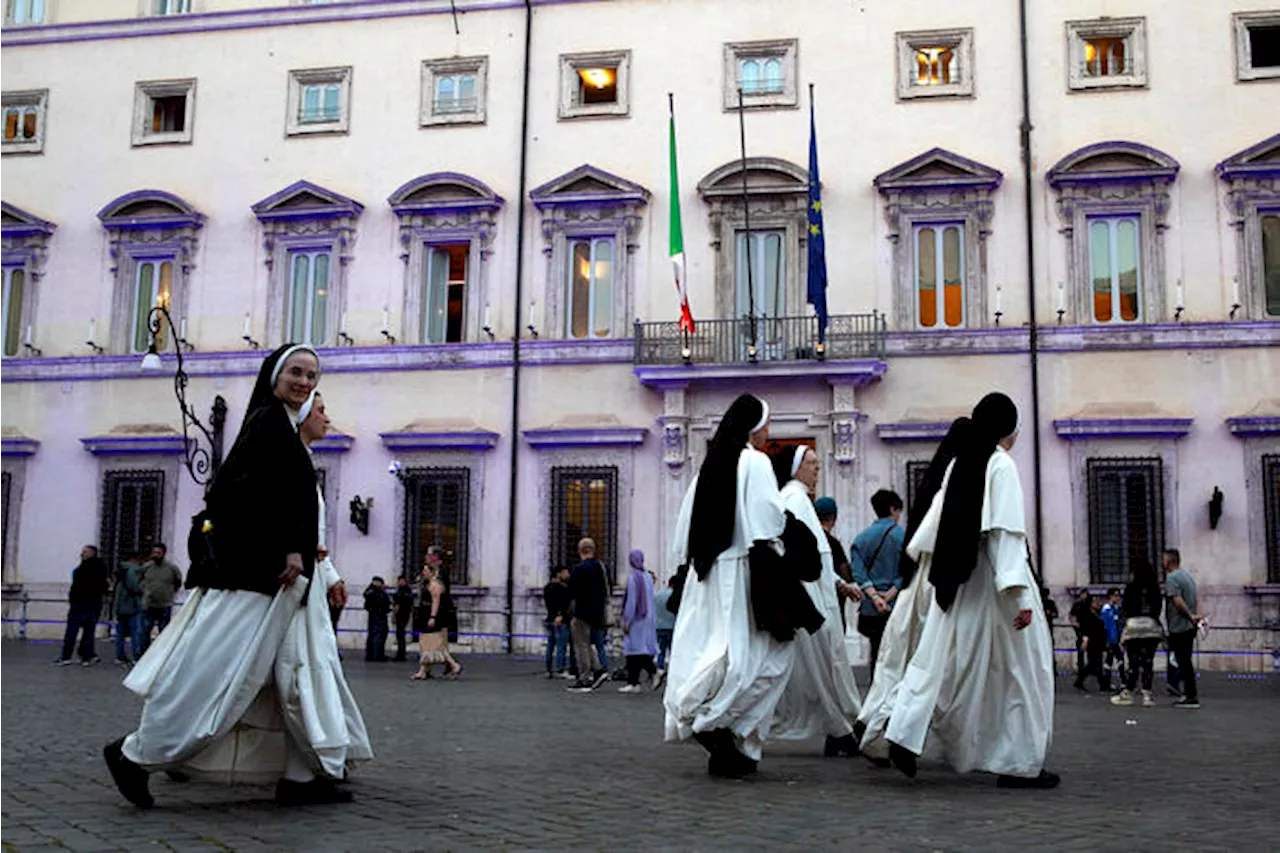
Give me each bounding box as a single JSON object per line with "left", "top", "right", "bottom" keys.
{"left": 735, "top": 229, "right": 788, "bottom": 359}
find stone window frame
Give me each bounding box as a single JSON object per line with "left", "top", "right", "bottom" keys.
{"left": 2, "top": 89, "right": 49, "bottom": 156}
{"left": 1217, "top": 133, "right": 1280, "bottom": 320}
{"left": 1, "top": 436, "right": 38, "bottom": 583}
{"left": 91, "top": 455, "right": 183, "bottom": 573}
{"left": 1065, "top": 16, "right": 1148, "bottom": 92}
{"left": 97, "top": 190, "right": 204, "bottom": 355}
{"left": 388, "top": 450, "right": 490, "bottom": 587}
{"left": 5, "top": 0, "right": 50, "bottom": 27}
{"left": 388, "top": 172, "right": 503, "bottom": 345}
{"left": 285, "top": 66, "right": 353, "bottom": 137}
{"left": 131, "top": 78, "right": 196, "bottom": 147}
{"left": 1226, "top": 414, "right": 1280, "bottom": 583}
{"left": 874, "top": 147, "right": 1002, "bottom": 330}
{"left": 696, "top": 157, "right": 810, "bottom": 323}
{"left": 530, "top": 164, "right": 648, "bottom": 339}
{"left": 895, "top": 27, "right": 975, "bottom": 101}
{"left": 722, "top": 38, "right": 799, "bottom": 111}
{"left": 251, "top": 180, "right": 363, "bottom": 348}
{"left": 1047, "top": 141, "right": 1180, "bottom": 326}
{"left": 0, "top": 201, "right": 55, "bottom": 355}
{"left": 420, "top": 56, "right": 488, "bottom": 127}
{"left": 558, "top": 49, "right": 631, "bottom": 120}
{"left": 1233, "top": 10, "right": 1280, "bottom": 83}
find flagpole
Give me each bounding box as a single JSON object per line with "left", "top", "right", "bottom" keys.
{"left": 669, "top": 91, "right": 690, "bottom": 359}
{"left": 737, "top": 88, "right": 757, "bottom": 360}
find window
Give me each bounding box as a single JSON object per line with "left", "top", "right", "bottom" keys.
{"left": 551, "top": 466, "right": 617, "bottom": 585}
{"left": 905, "top": 460, "right": 932, "bottom": 520}
{"left": 131, "top": 259, "right": 173, "bottom": 353}
{"left": 421, "top": 243, "right": 467, "bottom": 344}
{"left": 723, "top": 40, "right": 798, "bottom": 109}
{"left": 402, "top": 467, "right": 470, "bottom": 585}
{"left": 5, "top": 0, "right": 44, "bottom": 24}
{"left": 152, "top": 0, "right": 190, "bottom": 14}
{"left": 565, "top": 237, "right": 614, "bottom": 339}
{"left": 914, "top": 223, "right": 965, "bottom": 328}
{"left": 1263, "top": 213, "right": 1280, "bottom": 316}
{"left": 1086, "top": 457, "right": 1165, "bottom": 584}
{"left": 736, "top": 230, "right": 787, "bottom": 354}
{"left": 3, "top": 267, "right": 25, "bottom": 357}
{"left": 1235, "top": 11, "right": 1280, "bottom": 82}
{"left": 896, "top": 29, "right": 974, "bottom": 100}
{"left": 2, "top": 90, "right": 48, "bottom": 155}
{"left": 1264, "top": 454, "right": 1280, "bottom": 583}
{"left": 286, "top": 67, "right": 351, "bottom": 136}
{"left": 132, "top": 79, "right": 196, "bottom": 146}
{"left": 559, "top": 50, "right": 631, "bottom": 119}
{"left": 1087, "top": 217, "right": 1142, "bottom": 323}
{"left": 1, "top": 471, "right": 10, "bottom": 558}
{"left": 286, "top": 250, "right": 330, "bottom": 346}
{"left": 421, "top": 57, "right": 487, "bottom": 126}
{"left": 100, "top": 470, "right": 165, "bottom": 576}
{"left": 1066, "top": 18, "right": 1147, "bottom": 91}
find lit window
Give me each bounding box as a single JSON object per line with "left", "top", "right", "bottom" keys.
{"left": 1263, "top": 213, "right": 1280, "bottom": 317}
{"left": 566, "top": 237, "right": 614, "bottom": 338}
{"left": 897, "top": 29, "right": 973, "bottom": 100}
{"left": 133, "top": 79, "right": 196, "bottom": 146}
{"left": 1235, "top": 12, "right": 1280, "bottom": 81}
{"left": 1088, "top": 217, "right": 1142, "bottom": 324}
{"left": 132, "top": 259, "right": 174, "bottom": 353}
{"left": 914, "top": 224, "right": 965, "bottom": 329}
{"left": 2, "top": 267, "right": 25, "bottom": 357}
{"left": 287, "top": 250, "right": 330, "bottom": 346}
{"left": 551, "top": 467, "right": 617, "bottom": 586}
{"left": 1, "top": 90, "right": 47, "bottom": 155}
{"left": 577, "top": 67, "right": 618, "bottom": 105}
{"left": 1083, "top": 36, "right": 1128, "bottom": 78}
{"left": 287, "top": 67, "right": 351, "bottom": 136}
{"left": 5, "top": 0, "right": 44, "bottom": 25}
{"left": 914, "top": 46, "right": 955, "bottom": 86}
{"left": 559, "top": 50, "right": 630, "bottom": 119}
{"left": 421, "top": 243, "right": 468, "bottom": 344}
{"left": 1067, "top": 18, "right": 1147, "bottom": 91}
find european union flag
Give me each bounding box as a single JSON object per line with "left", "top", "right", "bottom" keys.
{"left": 806, "top": 92, "right": 828, "bottom": 344}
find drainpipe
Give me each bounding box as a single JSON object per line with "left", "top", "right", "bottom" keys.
{"left": 1017, "top": 0, "right": 1046, "bottom": 574}
{"left": 504, "top": 0, "right": 535, "bottom": 653}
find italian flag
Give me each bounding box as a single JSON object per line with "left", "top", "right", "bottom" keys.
{"left": 669, "top": 106, "right": 695, "bottom": 333}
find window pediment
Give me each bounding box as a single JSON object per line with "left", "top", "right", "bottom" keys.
{"left": 1, "top": 201, "right": 55, "bottom": 238}
{"left": 697, "top": 157, "right": 808, "bottom": 200}
{"left": 97, "top": 190, "right": 204, "bottom": 231}
{"left": 388, "top": 172, "right": 503, "bottom": 215}
{"left": 531, "top": 164, "right": 650, "bottom": 210}
{"left": 252, "top": 179, "right": 363, "bottom": 223}
{"left": 1217, "top": 133, "right": 1280, "bottom": 182}
{"left": 1047, "top": 141, "right": 1179, "bottom": 188}
{"left": 874, "top": 147, "right": 1002, "bottom": 194}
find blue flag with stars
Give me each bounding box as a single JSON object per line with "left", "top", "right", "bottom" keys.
{"left": 806, "top": 91, "right": 828, "bottom": 344}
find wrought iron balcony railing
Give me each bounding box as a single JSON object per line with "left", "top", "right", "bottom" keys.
{"left": 633, "top": 313, "right": 887, "bottom": 365}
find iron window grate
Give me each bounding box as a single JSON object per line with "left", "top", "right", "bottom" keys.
{"left": 1086, "top": 457, "right": 1164, "bottom": 585}
{"left": 402, "top": 467, "right": 470, "bottom": 586}
{"left": 550, "top": 466, "right": 618, "bottom": 586}
{"left": 1264, "top": 454, "right": 1280, "bottom": 583}
{"left": 1, "top": 471, "right": 10, "bottom": 559}
{"left": 100, "top": 469, "right": 164, "bottom": 608}
{"left": 905, "top": 460, "right": 932, "bottom": 520}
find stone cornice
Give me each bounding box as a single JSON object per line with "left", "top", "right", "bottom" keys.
{"left": 0, "top": 437, "right": 40, "bottom": 457}
{"left": 311, "top": 432, "right": 355, "bottom": 453}
{"left": 1226, "top": 416, "right": 1280, "bottom": 438}
{"left": 379, "top": 429, "right": 500, "bottom": 452}
{"left": 1052, "top": 417, "right": 1193, "bottom": 440}
{"left": 634, "top": 359, "right": 888, "bottom": 390}
{"left": 523, "top": 426, "right": 647, "bottom": 448}
{"left": 80, "top": 434, "right": 187, "bottom": 455}
{"left": 875, "top": 421, "right": 954, "bottom": 443}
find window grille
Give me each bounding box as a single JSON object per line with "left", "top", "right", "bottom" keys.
{"left": 402, "top": 467, "right": 470, "bottom": 586}
{"left": 905, "top": 460, "right": 932, "bottom": 518}
{"left": 1264, "top": 454, "right": 1280, "bottom": 583}
{"left": 1, "top": 471, "right": 11, "bottom": 554}
{"left": 100, "top": 470, "right": 164, "bottom": 574}
{"left": 1086, "top": 457, "right": 1164, "bottom": 584}
{"left": 550, "top": 466, "right": 618, "bottom": 586}
{"left": 315, "top": 467, "right": 327, "bottom": 500}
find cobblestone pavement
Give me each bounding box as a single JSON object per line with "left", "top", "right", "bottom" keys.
{"left": 2, "top": 641, "right": 1278, "bottom": 852}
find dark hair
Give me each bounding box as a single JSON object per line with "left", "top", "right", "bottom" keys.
{"left": 553, "top": 565, "right": 569, "bottom": 577}
{"left": 1106, "top": 587, "right": 1120, "bottom": 597}
{"left": 870, "top": 489, "right": 903, "bottom": 519}
{"left": 83, "top": 545, "right": 99, "bottom": 556}
{"left": 153, "top": 542, "right": 167, "bottom": 554}
{"left": 1163, "top": 548, "right": 1181, "bottom": 567}
{"left": 372, "top": 575, "right": 385, "bottom": 584}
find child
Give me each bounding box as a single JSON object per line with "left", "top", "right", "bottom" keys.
{"left": 1073, "top": 594, "right": 1108, "bottom": 692}
{"left": 1100, "top": 587, "right": 1125, "bottom": 691}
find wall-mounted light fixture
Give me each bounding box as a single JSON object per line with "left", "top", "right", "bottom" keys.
{"left": 349, "top": 495, "right": 373, "bottom": 535}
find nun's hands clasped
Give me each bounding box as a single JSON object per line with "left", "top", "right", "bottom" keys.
{"left": 280, "top": 552, "right": 304, "bottom": 588}
{"left": 1013, "top": 608, "right": 1032, "bottom": 631}
{"left": 328, "top": 581, "right": 347, "bottom": 609}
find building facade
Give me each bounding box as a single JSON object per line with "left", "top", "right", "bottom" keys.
{"left": 3, "top": 0, "right": 1279, "bottom": 666}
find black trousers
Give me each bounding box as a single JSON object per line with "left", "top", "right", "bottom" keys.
{"left": 859, "top": 612, "right": 890, "bottom": 684}
{"left": 1075, "top": 642, "right": 1105, "bottom": 689}
{"left": 61, "top": 603, "right": 99, "bottom": 661}
{"left": 394, "top": 616, "right": 411, "bottom": 660}
{"left": 626, "top": 654, "right": 657, "bottom": 686}
{"left": 366, "top": 619, "right": 388, "bottom": 661}
{"left": 1124, "top": 638, "right": 1159, "bottom": 692}
{"left": 1168, "top": 629, "right": 1198, "bottom": 700}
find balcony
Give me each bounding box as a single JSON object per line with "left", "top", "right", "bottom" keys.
{"left": 633, "top": 313, "right": 887, "bottom": 366}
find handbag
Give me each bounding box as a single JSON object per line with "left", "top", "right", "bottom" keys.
{"left": 1120, "top": 615, "right": 1165, "bottom": 643}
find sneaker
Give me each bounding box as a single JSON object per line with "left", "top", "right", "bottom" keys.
{"left": 1166, "top": 685, "right": 1184, "bottom": 698}
{"left": 558, "top": 671, "right": 576, "bottom": 680}
{"left": 1173, "top": 698, "right": 1201, "bottom": 709}
{"left": 52, "top": 657, "right": 74, "bottom": 667}
{"left": 566, "top": 684, "right": 595, "bottom": 693}
{"left": 1141, "top": 690, "right": 1156, "bottom": 708}
{"left": 81, "top": 656, "right": 102, "bottom": 667}
{"left": 652, "top": 670, "right": 667, "bottom": 691}
{"left": 114, "top": 657, "right": 133, "bottom": 668}
{"left": 618, "top": 684, "right": 644, "bottom": 694}
{"left": 590, "top": 670, "right": 610, "bottom": 690}
{"left": 1110, "top": 689, "right": 1134, "bottom": 707}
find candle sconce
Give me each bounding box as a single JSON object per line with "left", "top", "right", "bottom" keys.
{"left": 23, "top": 342, "right": 43, "bottom": 357}
{"left": 380, "top": 329, "right": 397, "bottom": 345}
{"left": 993, "top": 310, "right": 1003, "bottom": 327}
{"left": 1055, "top": 309, "right": 1065, "bottom": 325}
{"left": 482, "top": 325, "right": 495, "bottom": 340}
{"left": 337, "top": 331, "right": 354, "bottom": 346}
{"left": 526, "top": 324, "right": 539, "bottom": 338}
{"left": 86, "top": 340, "right": 106, "bottom": 355}
{"left": 1229, "top": 303, "right": 1241, "bottom": 320}
{"left": 349, "top": 495, "right": 373, "bottom": 535}
{"left": 1174, "top": 306, "right": 1184, "bottom": 322}
{"left": 242, "top": 333, "right": 261, "bottom": 349}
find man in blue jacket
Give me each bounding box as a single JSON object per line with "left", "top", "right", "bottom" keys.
{"left": 850, "top": 490, "right": 904, "bottom": 683}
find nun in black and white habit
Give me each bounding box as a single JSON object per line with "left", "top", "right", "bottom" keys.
{"left": 664, "top": 394, "right": 822, "bottom": 777}
{"left": 104, "top": 344, "right": 355, "bottom": 808}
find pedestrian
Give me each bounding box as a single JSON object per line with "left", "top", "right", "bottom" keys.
{"left": 54, "top": 545, "right": 110, "bottom": 666}
{"left": 768, "top": 446, "right": 864, "bottom": 758}
{"left": 137, "top": 543, "right": 183, "bottom": 657}
{"left": 880, "top": 392, "right": 1058, "bottom": 789}
{"left": 1072, "top": 593, "right": 1107, "bottom": 692}
{"left": 543, "top": 565, "right": 571, "bottom": 678}
{"left": 392, "top": 575, "right": 415, "bottom": 662}
{"left": 1068, "top": 587, "right": 1091, "bottom": 684}
{"left": 1163, "top": 549, "right": 1203, "bottom": 709}
{"left": 664, "top": 393, "right": 822, "bottom": 778}
{"left": 850, "top": 489, "right": 905, "bottom": 682}
{"left": 653, "top": 576, "right": 676, "bottom": 678}
{"left": 114, "top": 551, "right": 146, "bottom": 666}
{"left": 103, "top": 343, "right": 356, "bottom": 808}
{"left": 1100, "top": 587, "right": 1126, "bottom": 689}
{"left": 411, "top": 549, "right": 463, "bottom": 680}
{"left": 619, "top": 548, "right": 658, "bottom": 693}
{"left": 813, "top": 497, "right": 860, "bottom": 631}
{"left": 363, "top": 576, "right": 391, "bottom": 662}
{"left": 1111, "top": 559, "right": 1164, "bottom": 708}
{"left": 566, "top": 538, "right": 611, "bottom": 692}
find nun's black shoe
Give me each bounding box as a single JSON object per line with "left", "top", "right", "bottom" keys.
{"left": 693, "top": 728, "right": 735, "bottom": 758}
{"left": 823, "top": 734, "right": 860, "bottom": 758}
{"left": 103, "top": 738, "right": 154, "bottom": 809}
{"left": 707, "top": 749, "right": 756, "bottom": 779}
{"left": 274, "top": 779, "right": 353, "bottom": 806}
{"left": 888, "top": 742, "right": 918, "bottom": 779}
{"left": 164, "top": 770, "right": 191, "bottom": 783}
{"left": 996, "top": 770, "right": 1061, "bottom": 789}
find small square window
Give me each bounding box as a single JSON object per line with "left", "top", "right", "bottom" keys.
{"left": 1066, "top": 18, "right": 1147, "bottom": 91}
{"left": 286, "top": 67, "right": 351, "bottom": 136}
{"left": 723, "top": 40, "right": 798, "bottom": 110}
{"left": 132, "top": 79, "right": 195, "bottom": 146}
{"left": 420, "top": 56, "right": 488, "bottom": 127}
{"left": 559, "top": 50, "right": 630, "bottom": 120}
{"left": 896, "top": 29, "right": 974, "bottom": 100}
{"left": 2, "top": 89, "right": 48, "bottom": 155}
{"left": 5, "top": 0, "right": 45, "bottom": 25}
{"left": 1234, "top": 11, "right": 1280, "bottom": 82}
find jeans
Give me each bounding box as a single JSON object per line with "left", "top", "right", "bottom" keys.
{"left": 545, "top": 622, "right": 570, "bottom": 672}
{"left": 366, "top": 618, "right": 389, "bottom": 661}
{"left": 625, "top": 653, "right": 657, "bottom": 685}
{"left": 1168, "top": 629, "right": 1198, "bottom": 701}
{"left": 656, "top": 628, "right": 674, "bottom": 671}
{"left": 114, "top": 613, "right": 141, "bottom": 661}
{"left": 593, "top": 627, "right": 609, "bottom": 674}
{"left": 138, "top": 607, "right": 172, "bottom": 657}
{"left": 61, "top": 603, "right": 100, "bottom": 661}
